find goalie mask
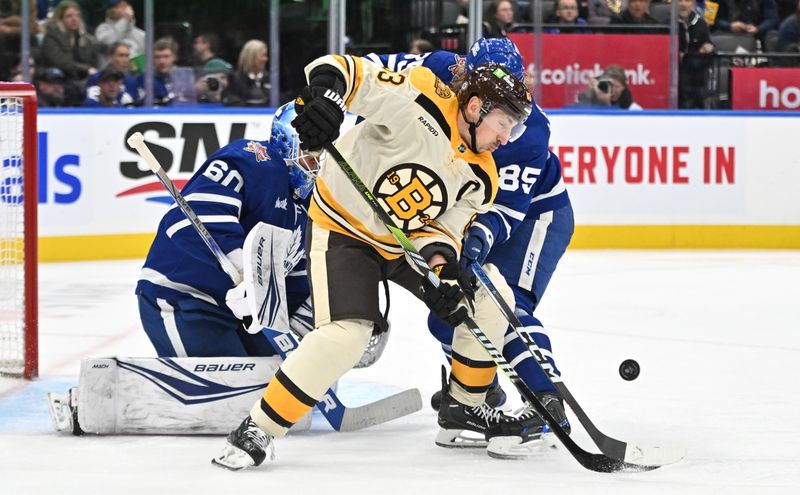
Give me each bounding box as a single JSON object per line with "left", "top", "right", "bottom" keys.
{"left": 270, "top": 102, "right": 320, "bottom": 199}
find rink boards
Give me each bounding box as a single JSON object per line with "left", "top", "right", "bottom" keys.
{"left": 33, "top": 108, "right": 800, "bottom": 261}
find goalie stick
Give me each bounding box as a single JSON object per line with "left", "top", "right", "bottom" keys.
{"left": 323, "top": 143, "right": 673, "bottom": 473}
{"left": 127, "top": 132, "right": 422, "bottom": 432}
{"left": 468, "top": 261, "right": 686, "bottom": 467}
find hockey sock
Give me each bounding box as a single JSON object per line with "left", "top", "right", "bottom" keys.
{"left": 502, "top": 313, "right": 560, "bottom": 395}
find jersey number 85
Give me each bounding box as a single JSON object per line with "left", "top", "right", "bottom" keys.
{"left": 498, "top": 164, "right": 540, "bottom": 194}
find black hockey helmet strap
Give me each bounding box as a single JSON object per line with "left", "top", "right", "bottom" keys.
{"left": 460, "top": 103, "right": 485, "bottom": 153}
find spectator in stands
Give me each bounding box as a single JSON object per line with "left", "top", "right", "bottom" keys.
{"left": 679, "top": 0, "right": 715, "bottom": 57}
{"left": 546, "top": 0, "right": 590, "bottom": 31}
{"left": 35, "top": 67, "right": 81, "bottom": 107}
{"left": 1, "top": 1, "right": 42, "bottom": 81}
{"left": 81, "top": 67, "right": 124, "bottom": 107}
{"left": 483, "top": 0, "right": 518, "bottom": 38}
{"left": 409, "top": 38, "right": 435, "bottom": 54}
{"left": 776, "top": 4, "right": 800, "bottom": 51}
{"left": 41, "top": 1, "right": 102, "bottom": 82}
{"left": 776, "top": 1, "right": 799, "bottom": 21}
{"left": 223, "top": 39, "right": 270, "bottom": 107}
{"left": 679, "top": 0, "right": 715, "bottom": 108}
{"left": 587, "top": 0, "right": 627, "bottom": 25}
{"left": 612, "top": 0, "right": 660, "bottom": 26}
{"left": 85, "top": 41, "right": 137, "bottom": 106}
{"left": 193, "top": 33, "right": 233, "bottom": 74}
{"left": 456, "top": 0, "right": 470, "bottom": 23}
{"left": 94, "top": 0, "right": 145, "bottom": 58}
{"left": 193, "top": 33, "right": 233, "bottom": 104}
{"left": 574, "top": 64, "right": 643, "bottom": 109}
{"left": 713, "top": 0, "right": 779, "bottom": 45}
{"left": 136, "top": 37, "right": 178, "bottom": 106}
{"left": 8, "top": 56, "right": 32, "bottom": 82}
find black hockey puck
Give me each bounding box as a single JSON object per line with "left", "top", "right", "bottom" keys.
{"left": 619, "top": 359, "right": 640, "bottom": 381}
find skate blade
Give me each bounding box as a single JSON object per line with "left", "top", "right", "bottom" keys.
{"left": 434, "top": 428, "right": 488, "bottom": 449}
{"left": 487, "top": 435, "right": 546, "bottom": 460}
{"left": 211, "top": 443, "right": 256, "bottom": 471}
{"left": 46, "top": 392, "right": 73, "bottom": 432}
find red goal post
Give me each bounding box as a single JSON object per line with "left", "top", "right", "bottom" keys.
{"left": 0, "top": 82, "right": 38, "bottom": 379}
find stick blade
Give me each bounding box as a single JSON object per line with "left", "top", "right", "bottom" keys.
{"left": 337, "top": 388, "right": 422, "bottom": 432}
{"left": 624, "top": 443, "right": 687, "bottom": 467}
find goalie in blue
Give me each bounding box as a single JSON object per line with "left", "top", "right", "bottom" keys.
{"left": 368, "top": 38, "right": 574, "bottom": 434}
{"left": 135, "top": 102, "right": 318, "bottom": 358}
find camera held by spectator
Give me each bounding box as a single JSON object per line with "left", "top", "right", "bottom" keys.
{"left": 196, "top": 58, "right": 231, "bottom": 104}
{"left": 575, "top": 65, "right": 642, "bottom": 110}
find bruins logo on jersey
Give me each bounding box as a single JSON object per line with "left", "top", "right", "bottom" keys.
{"left": 373, "top": 164, "right": 448, "bottom": 232}
{"left": 434, "top": 77, "right": 452, "bottom": 99}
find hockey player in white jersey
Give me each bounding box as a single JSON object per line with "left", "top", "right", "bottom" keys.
{"left": 212, "top": 53, "right": 540, "bottom": 470}
{"left": 369, "top": 38, "right": 574, "bottom": 441}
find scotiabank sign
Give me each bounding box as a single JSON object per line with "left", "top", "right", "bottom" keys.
{"left": 731, "top": 68, "right": 800, "bottom": 110}
{"left": 509, "top": 33, "right": 670, "bottom": 109}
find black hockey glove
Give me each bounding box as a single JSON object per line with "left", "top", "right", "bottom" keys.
{"left": 292, "top": 85, "right": 346, "bottom": 152}
{"left": 421, "top": 262, "right": 476, "bottom": 327}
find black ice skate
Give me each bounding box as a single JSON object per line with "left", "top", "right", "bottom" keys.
{"left": 434, "top": 369, "right": 544, "bottom": 451}
{"left": 485, "top": 393, "right": 571, "bottom": 460}
{"left": 212, "top": 416, "right": 275, "bottom": 471}
{"left": 430, "top": 381, "right": 506, "bottom": 411}
{"left": 538, "top": 393, "right": 571, "bottom": 435}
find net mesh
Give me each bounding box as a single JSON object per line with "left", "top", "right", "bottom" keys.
{"left": 0, "top": 95, "right": 26, "bottom": 376}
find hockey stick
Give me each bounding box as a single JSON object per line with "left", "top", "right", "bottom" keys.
{"left": 468, "top": 261, "right": 686, "bottom": 467}
{"left": 127, "top": 132, "right": 422, "bottom": 432}
{"left": 324, "top": 143, "right": 667, "bottom": 473}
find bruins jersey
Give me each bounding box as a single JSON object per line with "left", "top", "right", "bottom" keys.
{"left": 306, "top": 54, "right": 498, "bottom": 259}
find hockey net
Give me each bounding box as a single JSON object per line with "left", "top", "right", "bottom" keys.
{"left": 0, "top": 83, "right": 38, "bottom": 379}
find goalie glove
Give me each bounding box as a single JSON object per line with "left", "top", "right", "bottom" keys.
{"left": 225, "top": 283, "right": 250, "bottom": 320}
{"left": 226, "top": 283, "right": 264, "bottom": 335}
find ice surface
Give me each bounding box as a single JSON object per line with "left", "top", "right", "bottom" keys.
{"left": 2, "top": 251, "right": 799, "bottom": 494}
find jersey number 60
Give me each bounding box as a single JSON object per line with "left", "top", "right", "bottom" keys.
{"left": 203, "top": 160, "right": 244, "bottom": 193}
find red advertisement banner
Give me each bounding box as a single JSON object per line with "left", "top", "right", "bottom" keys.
{"left": 731, "top": 68, "right": 800, "bottom": 110}
{"left": 509, "top": 33, "right": 671, "bottom": 109}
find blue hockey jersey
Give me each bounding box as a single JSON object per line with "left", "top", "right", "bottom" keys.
{"left": 136, "top": 138, "right": 309, "bottom": 315}
{"left": 363, "top": 50, "right": 569, "bottom": 247}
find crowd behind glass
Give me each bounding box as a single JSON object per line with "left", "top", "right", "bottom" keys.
{"left": 1, "top": 0, "right": 798, "bottom": 109}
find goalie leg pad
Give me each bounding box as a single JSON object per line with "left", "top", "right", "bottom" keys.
{"left": 64, "top": 356, "right": 311, "bottom": 435}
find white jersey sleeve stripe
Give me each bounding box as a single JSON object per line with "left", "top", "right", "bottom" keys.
{"left": 363, "top": 53, "right": 382, "bottom": 66}
{"left": 516, "top": 211, "right": 553, "bottom": 291}
{"left": 156, "top": 298, "right": 188, "bottom": 357}
{"left": 531, "top": 177, "right": 566, "bottom": 204}
{"left": 140, "top": 268, "right": 218, "bottom": 305}
{"left": 492, "top": 203, "right": 526, "bottom": 221}
{"left": 169, "top": 193, "right": 242, "bottom": 216}
{"left": 166, "top": 215, "right": 240, "bottom": 238}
